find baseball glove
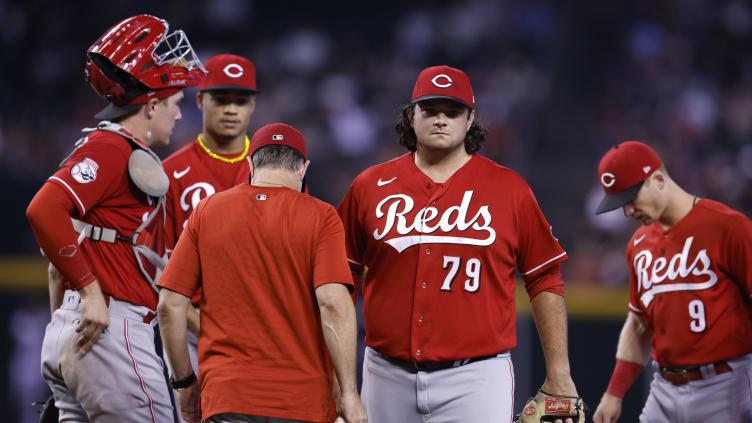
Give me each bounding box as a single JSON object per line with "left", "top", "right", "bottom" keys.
{"left": 513, "top": 390, "right": 587, "bottom": 423}
{"left": 32, "top": 395, "right": 58, "bottom": 423}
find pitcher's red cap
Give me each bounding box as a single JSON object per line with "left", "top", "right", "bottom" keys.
{"left": 199, "top": 54, "right": 258, "bottom": 93}
{"left": 411, "top": 65, "right": 474, "bottom": 108}
{"left": 250, "top": 123, "right": 307, "bottom": 160}
{"left": 595, "top": 141, "right": 662, "bottom": 214}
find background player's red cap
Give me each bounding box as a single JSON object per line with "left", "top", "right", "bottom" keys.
{"left": 250, "top": 123, "right": 307, "bottom": 160}
{"left": 595, "top": 141, "right": 662, "bottom": 214}
{"left": 199, "top": 54, "right": 259, "bottom": 93}
{"left": 411, "top": 65, "right": 474, "bottom": 109}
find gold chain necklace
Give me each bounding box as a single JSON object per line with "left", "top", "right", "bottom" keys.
{"left": 197, "top": 134, "right": 250, "bottom": 164}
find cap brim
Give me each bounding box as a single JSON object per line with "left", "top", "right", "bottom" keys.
{"left": 412, "top": 94, "right": 472, "bottom": 109}
{"left": 94, "top": 102, "right": 143, "bottom": 120}
{"left": 200, "top": 85, "right": 260, "bottom": 94}
{"left": 595, "top": 180, "right": 644, "bottom": 214}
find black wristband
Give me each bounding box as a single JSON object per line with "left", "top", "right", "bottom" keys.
{"left": 169, "top": 372, "right": 197, "bottom": 390}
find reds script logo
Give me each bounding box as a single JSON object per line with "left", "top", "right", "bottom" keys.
{"left": 373, "top": 190, "right": 496, "bottom": 253}
{"left": 634, "top": 236, "right": 718, "bottom": 307}
{"left": 179, "top": 182, "right": 216, "bottom": 226}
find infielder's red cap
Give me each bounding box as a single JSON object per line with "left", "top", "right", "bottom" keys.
{"left": 250, "top": 123, "right": 307, "bottom": 160}
{"left": 595, "top": 141, "right": 662, "bottom": 214}
{"left": 411, "top": 65, "right": 474, "bottom": 109}
{"left": 199, "top": 54, "right": 259, "bottom": 93}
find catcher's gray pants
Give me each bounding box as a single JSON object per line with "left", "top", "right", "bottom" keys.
{"left": 41, "top": 290, "right": 175, "bottom": 422}
{"left": 639, "top": 354, "right": 752, "bottom": 422}
{"left": 361, "top": 346, "right": 514, "bottom": 423}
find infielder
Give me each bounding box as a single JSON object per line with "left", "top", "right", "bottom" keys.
{"left": 163, "top": 53, "right": 258, "bottom": 374}
{"left": 25, "top": 14, "right": 205, "bottom": 422}
{"left": 592, "top": 141, "right": 752, "bottom": 422}
{"left": 337, "top": 65, "right": 582, "bottom": 423}
{"left": 158, "top": 123, "right": 367, "bottom": 423}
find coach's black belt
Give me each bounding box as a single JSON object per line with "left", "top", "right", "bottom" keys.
{"left": 660, "top": 360, "right": 732, "bottom": 386}
{"left": 376, "top": 350, "right": 500, "bottom": 372}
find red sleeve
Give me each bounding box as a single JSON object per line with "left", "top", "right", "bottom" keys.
{"left": 48, "top": 133, "right": 130, "bottom": 216}
{"left": 516, "top": 184, "right": 567, "bottom": 278}
{"left": 312, "top": 206, "right": 354, "bottom": 291}
{"left": 626, "top": 242, "right": 645, "bottom": 315}
{"left": 336, "top": 180, "right": 367, "bottom": 301}
{"left": 26, "top": 182, "right": 96, "bottom": 289}
{"left": 157, "top": 195, "right": 204, "bottom": 298}
{"left": 522, "top": 263, "right": 564, "bottom": 299}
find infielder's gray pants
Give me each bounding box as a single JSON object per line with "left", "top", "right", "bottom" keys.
{"left": 361, "top": 346, "right": 515, "bottom": 423}
{"left": 41, "top": 290, "right": 175, "bottom": 422}
{"left": 639, "top": 354, "right": 752, "bottom": 422}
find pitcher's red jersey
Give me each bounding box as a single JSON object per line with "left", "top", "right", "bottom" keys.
{"left": 337, "top": 153, "right": 567, "bottom": 362}
{"left": 163, "top": 139, "right": 252, "bottom": 252}
{"left": 627, "top": 199, "right": 752, "bottom": 367}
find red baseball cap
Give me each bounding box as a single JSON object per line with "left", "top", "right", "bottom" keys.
{"left": 411, "top": 65, "right": 474, "bottom": 108}
{"left": 199, "top": 54, "right": 259, "bottom": 93}
{"left": 595, "top": 141, "right": 662, "bottom": 214}
{"left": 250, "top": 123, "right": 307, "bottom": 160}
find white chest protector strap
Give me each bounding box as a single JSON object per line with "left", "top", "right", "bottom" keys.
{"left": 66, "top": 121, "right": 170, "bottom": 292}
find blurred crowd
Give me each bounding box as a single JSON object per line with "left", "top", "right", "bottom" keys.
{"left": 3, "top": 0, "right": 752, "bottom": 287}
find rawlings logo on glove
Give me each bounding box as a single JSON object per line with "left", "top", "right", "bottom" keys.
{"left": 515, "top": 390, "right": 587, "bottom": 423}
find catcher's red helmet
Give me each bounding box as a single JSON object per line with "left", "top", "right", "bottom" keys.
{"left": 85, "top": 14, "right": 206, "bottom": 119}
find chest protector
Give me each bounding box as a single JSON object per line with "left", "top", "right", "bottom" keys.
{"left": 63, "top": 121, "right": 169, "bottom": 292}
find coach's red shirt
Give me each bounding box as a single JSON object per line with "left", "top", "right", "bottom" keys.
{"left": 627, "top": 199, "right": 752, "bottom": 367}
{"left": 337, "top": 153, "right": 566, "bottom": 362}
{"left": 159, "top": 185, "right": 351, "bottom": 422}
{"left": 47, "top": 130, "right": 161, "bottom": 309}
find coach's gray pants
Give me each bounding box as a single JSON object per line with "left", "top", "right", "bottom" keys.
{"left": 639, "top": 354, "right": 752, "bottom": 422}
{"left": 362, "top": 346, "right": 514, "bottom": 423}
{"left": 41, "top": 290, "right": 174, "bottom": 422}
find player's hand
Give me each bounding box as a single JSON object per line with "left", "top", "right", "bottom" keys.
{"left": 541, "top": 375, "right": 578, "bottom": 423}
{"left": 178, "top": 383, "right": 201, "bottom": 423}
{"left": 593, "top": 392, "right": 622, "bottom": 423}
{"left": 338, "top": 390, "right": 367, "bottom": 423}
{"left": 75, "top": 281, "right": 110, "bottom": 355}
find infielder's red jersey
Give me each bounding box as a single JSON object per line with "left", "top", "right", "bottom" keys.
{"left": 337, "top": 153, "right": 567, "bottom": 362}
{"left": 47, "top": 130, "right": 161, "bottom": 309}
{"left": 627, "top": 199, "right": 752, "bottom": 367}
{"left": 163, "top": 139, "right": 251, "bottom": 252}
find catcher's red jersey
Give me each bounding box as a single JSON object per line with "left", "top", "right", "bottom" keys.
{"left": 338, "top": 153, "right": 567, "bottom": 361}
{"left": 163, "top": 139, "right": 251, "bottom": 252}
{"left": 627, "top": 199, "right": 752, "bottom": 367}
{"left": 48, "top": 130, "right": 161, "bottom": 309}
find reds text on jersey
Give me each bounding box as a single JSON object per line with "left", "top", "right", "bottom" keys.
{"left": 338, "top": 153, "right": 566, "bottom": 362}
{"left": 627, "top": 199, "right": 752, "bottom": 367}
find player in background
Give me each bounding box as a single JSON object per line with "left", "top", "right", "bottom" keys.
{"left": 162, "top": 53, "right": 258, "bottom": 373}
{"left": 25, "top": 15, "right": 205, "bottom": 422}
{"left": 337, "top": 65, "right": 579, "bottom": 423}
{"left": 592, "top": 141, "right": 752, "bottom": 423}
{"left": 158, "top": 123, "right": 367, "bottom": 423}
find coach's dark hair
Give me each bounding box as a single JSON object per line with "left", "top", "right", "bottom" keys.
{"left": 251, "top": 145, "right": 305, "bottom": 172}
{"left": 395, "top": 104, "right": 487, "bottom": 154}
